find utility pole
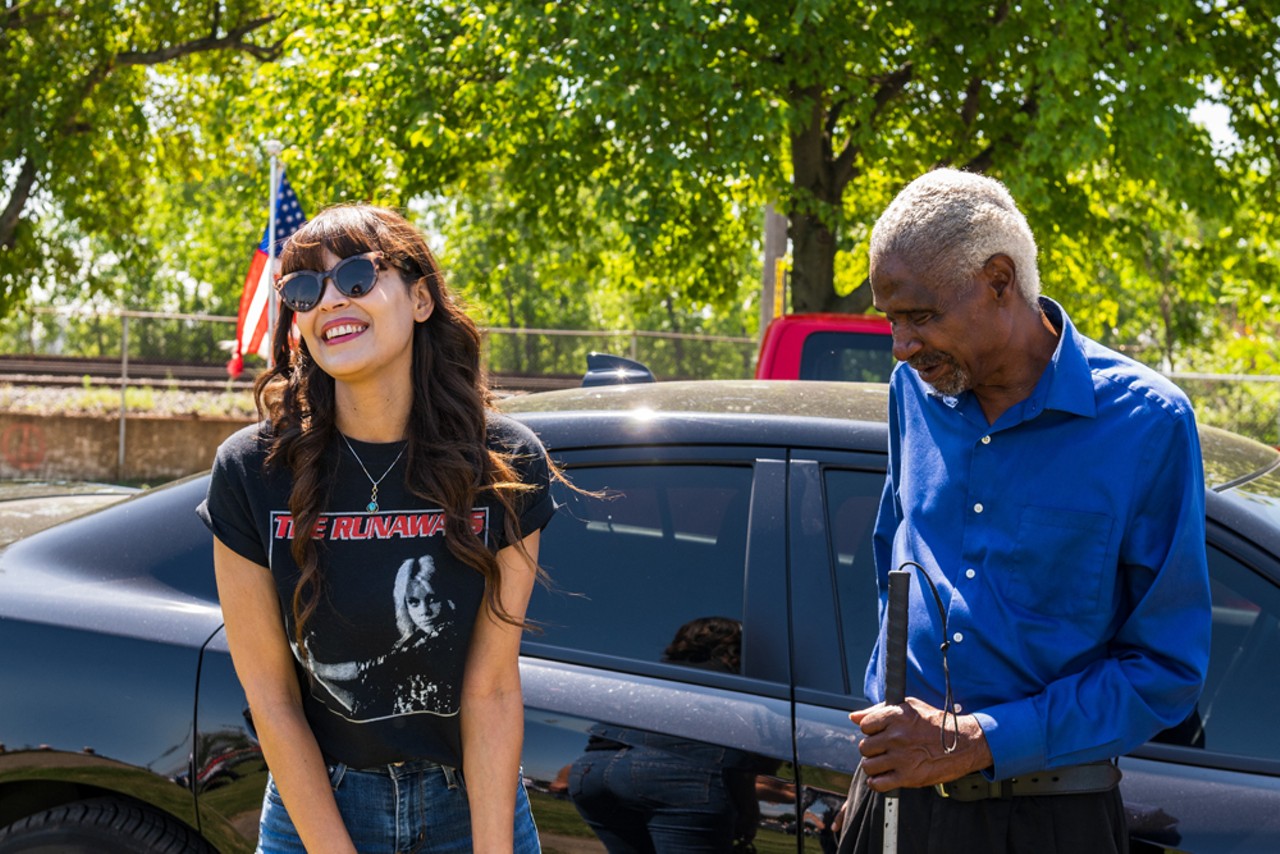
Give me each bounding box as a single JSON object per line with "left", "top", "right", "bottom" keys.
{"left": 760, "top": 205, "right": 789, "bottom": 344}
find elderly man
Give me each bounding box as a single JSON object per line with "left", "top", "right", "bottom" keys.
{"left": 839, "top": 169, "right": 1210, "bottom": 853}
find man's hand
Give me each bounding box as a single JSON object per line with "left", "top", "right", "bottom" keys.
{"left": 850, "top": 697, "right": 993, "bottom": 791}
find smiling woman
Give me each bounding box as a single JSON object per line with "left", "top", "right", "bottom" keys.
{"left": 197, "top": 204, "right": 557, "bottom": 853}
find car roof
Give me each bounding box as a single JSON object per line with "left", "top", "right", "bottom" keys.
{"left": 501, "top": 380, "right": 892, "bottom": 453}
{"left": 500, "top": 379, "right": 891, "bottom": 420}
{"left": 502, "top": 379, "right": 1280, "bottom": 492}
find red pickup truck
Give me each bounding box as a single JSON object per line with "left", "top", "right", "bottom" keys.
{"left": 755, "top": 313, "right": 896, "bottom": 382}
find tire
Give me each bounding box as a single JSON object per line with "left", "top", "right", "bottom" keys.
{"left": 0, "top": 796, "right": 213, "bottom": 853}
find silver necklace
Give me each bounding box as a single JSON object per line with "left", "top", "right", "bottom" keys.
{"left": 340, "top": 433, "right": 406, "bottom": 513}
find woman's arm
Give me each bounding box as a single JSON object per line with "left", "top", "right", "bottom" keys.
{"left": 460, "top": 529, "right": 541, "bottom": 852}
{"left": 214, "top": 538, "right": 357, "bottom": 854}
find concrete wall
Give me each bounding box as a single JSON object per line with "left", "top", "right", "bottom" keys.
{"left": 0, "top": 412, "right": 254, "bottom": 483}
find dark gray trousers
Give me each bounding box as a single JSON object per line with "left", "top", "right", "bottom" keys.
{"left": 836, "top": 766, "right": 1128, "bottom": 854}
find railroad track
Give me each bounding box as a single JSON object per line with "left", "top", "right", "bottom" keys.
{"left": 0, "top": 356, "right": 579, "bottom": 394}
{"left": 0, "top": 356, "right": 255, "bottom": 390}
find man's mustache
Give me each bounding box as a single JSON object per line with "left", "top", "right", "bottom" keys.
{"left": 909, "top": 353, "right": 953, "bottom": 371}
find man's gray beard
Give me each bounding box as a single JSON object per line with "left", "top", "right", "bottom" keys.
{"left": 914, "top": 356, "right": 971, "bottom": 396}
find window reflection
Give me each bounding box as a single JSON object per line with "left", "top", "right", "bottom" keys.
{"left": 1152, "top": 545, "right": 1280, "bottom": 760}
{"left": 564, "top": 617, "right": 790, "bottom": 852}
{"left": 530, "top": 465, "right": 751, "bottom": 662}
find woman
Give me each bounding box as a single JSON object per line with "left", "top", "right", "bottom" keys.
{"left": 198, "top": 204, "right": 553, "bottom": 853}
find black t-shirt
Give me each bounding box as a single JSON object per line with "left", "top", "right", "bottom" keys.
{"left": 197, "top": 413, "right": 555, "bottom": 769}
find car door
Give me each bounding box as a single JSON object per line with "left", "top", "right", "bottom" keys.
{"left": 786, "top": 452, "right": 1280, "bottom": 853}
{"left": 785, "top": 450, "right": 887, "bottom": 847}
{"left": 519, "top": 444, "right": 809, "bottom": 853}
{"left": 1118, "top": 520, "right": 1280, "bottom": 852}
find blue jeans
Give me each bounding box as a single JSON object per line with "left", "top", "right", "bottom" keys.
{"left": 567, "top": 735, "right": 745, "bottom": 853}
{"left": 257, "top": 759, "right": 541, "bottom": 853}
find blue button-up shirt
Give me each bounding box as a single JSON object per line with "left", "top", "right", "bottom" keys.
{"left": 866, "top": 298, "right": 1210, "bottom": 780}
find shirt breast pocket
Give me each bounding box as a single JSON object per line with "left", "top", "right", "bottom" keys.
{"left": 1006, "top": 506, "right": 1115, "bottom": 618}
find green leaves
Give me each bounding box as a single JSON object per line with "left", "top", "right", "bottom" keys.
{"left": 0, "top": 0, "right": 278, "bottom": 312}
{"left": 2, "top": 0, "right": 1277, "bottom": 425}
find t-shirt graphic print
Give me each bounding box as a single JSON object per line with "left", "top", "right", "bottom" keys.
{"left": 280, "top": 507, "right": 490, "bottom": 723}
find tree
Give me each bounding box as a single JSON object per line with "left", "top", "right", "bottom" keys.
{"left": 437, "top": 176, "right": 758, "bottom": 380}
{"left": 0, "top": 0, "right": 279, "bottom": 312}
{"left": 8, "top": 0, "right": 1278, "bottom": 377}
{"left": 362, "top": 0, "right": 1276, "bottom": 318}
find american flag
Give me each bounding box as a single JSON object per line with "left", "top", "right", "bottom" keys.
{"left": 227, "top": 171, "right": 307, "bottom": 377}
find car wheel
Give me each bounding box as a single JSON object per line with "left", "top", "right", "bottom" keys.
{"left": 0, "top": 796, "right": 212, "bottom": 853}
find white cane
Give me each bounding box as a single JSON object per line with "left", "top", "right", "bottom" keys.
{"left": 882, "top": 568, "right": 911, "bottom": 854}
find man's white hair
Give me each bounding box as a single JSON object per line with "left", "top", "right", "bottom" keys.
{"left": 869, "top": 168, "right": 1040, "bottom": 304}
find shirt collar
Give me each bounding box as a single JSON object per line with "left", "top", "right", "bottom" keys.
{"left": 1031, "top": 297, "right": 1096, "bottom": 419}
{"left": 919, "top": 296, "right": 1096, "bottom": 421}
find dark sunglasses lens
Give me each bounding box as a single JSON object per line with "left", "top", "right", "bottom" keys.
{"left": 334, "top": 256, "right": 379, "bottom": 298}
{"left": 281, "top": 274, "right": 323, "bottom": 312}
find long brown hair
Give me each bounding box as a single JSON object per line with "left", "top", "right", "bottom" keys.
{"left": 253, "top": 204, "right": 537, "bottom": 655}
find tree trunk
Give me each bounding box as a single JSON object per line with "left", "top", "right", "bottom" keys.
{"left": 827, "top": 279, "right": 876, "bottom": 314}
{"left": 788, "top": 207, "right": 839, "bottom": 313}
{"left": 784, "top": 51, "right": 914, "bottom": 317}
{"left": 788, "top": 86, "right": 841, "bottom": 314}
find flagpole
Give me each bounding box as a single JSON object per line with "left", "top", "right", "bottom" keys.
{"left": 264, "top": 139, "right": 284, "bottom": 370}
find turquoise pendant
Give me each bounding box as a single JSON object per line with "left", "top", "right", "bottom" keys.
{"left": 367, "top": 500, "right": 379, "bottom": 513}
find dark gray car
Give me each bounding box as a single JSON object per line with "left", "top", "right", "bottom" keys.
{"left": 0, "top": 381, "right": 1277, "bottom": 853}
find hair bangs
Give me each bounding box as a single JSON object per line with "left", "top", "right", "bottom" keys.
{"left": 279, "top": 206, "right": 386, "bottom": 275}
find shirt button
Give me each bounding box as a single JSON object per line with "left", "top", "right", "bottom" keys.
{"left": 981, "top": 435, "right": 991, "bottom": 445}
{"left": 954, "top": 703, "right": 963, "bottom": 713}
{"left": 953, "top": 632, "right": 964, "bottom": 643}
{"left": 965, "top": 568, "right": 976, "bottom": 579}
{"left": 973, "top": 503, "right": 984, "bottom": 514}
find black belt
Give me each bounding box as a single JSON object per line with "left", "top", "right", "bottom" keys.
{"left": 934, "top": 760, "right": 1121, "bottom": 802}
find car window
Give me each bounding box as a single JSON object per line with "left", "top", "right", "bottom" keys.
{"left": 1152, "top": 544, "right": 1280, "bottom": 761}
{"left": 824, "top": 468, "right": 884, "bottom": 691}
{"left": 800, "top": 332, "right": 896, "bottom": 382}
{"left": 1224, "top": 465, "right": 1280, "bottom": 528}
{"left": 530, "top": 465, "right": 752, "bottom": 667}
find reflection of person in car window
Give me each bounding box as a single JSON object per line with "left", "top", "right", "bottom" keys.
{"left": 568, "top": 616, "right": 773, "bottom": 852}
{"left": 661, "top": 615, "right": 740, "bottom": 672}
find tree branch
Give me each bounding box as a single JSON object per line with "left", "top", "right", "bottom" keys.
{"left": 826, "top": 93, "right": 852, "bottom": 139}
{"left": 117, "top": 14, "right": 280, "bottom": 65}
{"left": 960, "top": 76, "right": 983, "bottom": 127}
{"left": 832, "top": 61, "right": 913, "bottom": 189}
{"left": 2, "top": 10, "right": 281, "bottom": 254}
{"left": 0, "top": 157, "right": 38, "bottom": 250}
{"left": 960, "top": 90, "right": 1038, "bottom": 173}
{"left": 3, "top": 1, "right": 73, "bottom": 34}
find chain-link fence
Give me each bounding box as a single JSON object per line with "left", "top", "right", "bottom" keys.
{"left": 0, "top": 307, "right": 242, "bottom": 385}
{"left": 0, "top": 308, "right": 758, "bottom": 385}
{"left": 1, "top": 308, "right": 1277, "bottom": 446}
